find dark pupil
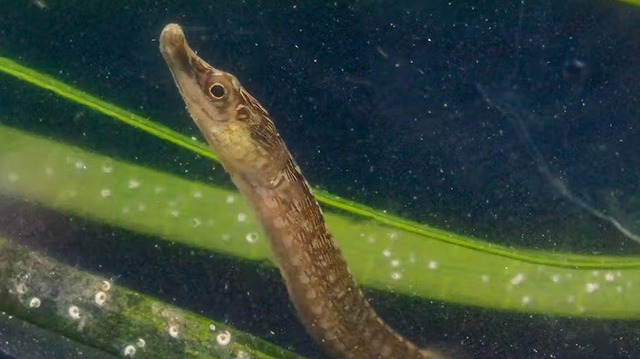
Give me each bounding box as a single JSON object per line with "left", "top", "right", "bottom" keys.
{"left": 210, "top": 84, "right": 225, "bottom": 98}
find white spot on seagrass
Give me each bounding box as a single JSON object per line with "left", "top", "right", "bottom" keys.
{"left": 388, "top": 232, "right": 399, "bottom": 240}
{"left": 138, "top": 203, "right": 146, "bottom": 211}
{"left": 124, "top": 345, "right": 136, "bottom": 357}
{"left": 171, "top": 210, "right": 180, "bottom": 217}
{"left": 221, "top": 234, "right": 230, "bottom": 241}
{"left": 392, "top": 272, "right": 402, "bottom": 280}
{"left": 586, "top": 283, "right": 599, "bottom": 293}
{"left": 273, "top": 216, "right": 285, "bottom": 229}
{"left": 95, "top": 291, "right": 107, "bottom": 306}
{"left": 209, "top": 324, "right": 216, "bottom": 331}
{"left": 102, "top": 165, "right": 113, "bottom": 173}
{"left": 67, "top": 189, "right": 77, "bottom": 198}
{"left": 628, "top": 281, "right": 633, "bottom": 288}
{"left": 368, "top": 237, "right": 376, "bottom": 244}
{"left": 122, "top": 206, "right": 130, "bottom": 214}
{"left": 299, "top": 272, "right": 310, "bottom": 284}
{"left": 382, "top": 249, "right": 391, "bottom": 258}
{"left": 155, "top": 186, "right": 164, "bottom": 194}
{"left": 68, "top": 305, "right": 81, "bottom": 319}
{"left": 8, "top": 173, "right": 19, "bottom": 182}
{"left": 207, "top": 219, "right": 215, "bottom": 226}
{"left": 74, "top": 160, "right": 86, "bottom": 169}
{"left": 128, "top": 180, "right": 141, "bottom": 189}
{"left": 101, "top": 281, "right": 111, "bottom": 292}
{"left": 193, "top": 191, "right": 202, "bottom": 199}
{"left": 605, "top": 272, "right": 615, "bottom": 282}
{"left": 226, "top": 195, "right": 236, "bottom": 204}
{"left": 168, "top": 324, "right": 180, "bottom": 338}
{"left": 592, "top": 270, "right": 600, "bottom": 277}
{"left": 237, "top": 213, "right": 247, "bottom": 222}
{"left": 521, "top": 295, "right": 531, "bottom": 306}
{"left": 552, "top": 274, "right": 561, "bottom": 284}
{"left": 428, "top": 261, "right": 438, "bottom": 270}
{"left": 510, "top": 273, "right": 525, "bottom": 286}
{"left": 245, "top": 232, "right": 259, "bottom": 244}
{"left": 136, "top": 338, "right": 145, "bottom": 348}
{"left": 617, "top": 271, "right": 623, "bottom": 277}
{"left": 29, "top": 297, "right": 41, "bottom": 308}
{"left": 100, "top": 189, "right": 111, "bottom": 198}
{"left": 481, "top": 275, "right": 490, "bottom": 283}
{"left": 216, "top": 330, "right": 231, "bottom": 346}
{"left": 45, "top": 167, "right": 54, "bottom": 176}
{"left": 567, "top": 295, "right": 575, "bottom": 303}
{"left": 579, "top": 306, "right": 586, "bottom": 313}
{"left": 391, "top": 259, "right": 400, "bottom": 267}
{"left": 190, "top": 218, "right": 201, "bottom": 228}
{"left": 617, "top": 286, "right": 624, "bottom": 293}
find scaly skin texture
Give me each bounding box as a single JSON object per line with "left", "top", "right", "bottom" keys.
{"left": 159, "top": 23, "right": 448, "bottom": 359}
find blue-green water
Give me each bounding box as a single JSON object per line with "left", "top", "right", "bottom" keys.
{"left": 0, "top": 0, "right": 639, "bottom": 358}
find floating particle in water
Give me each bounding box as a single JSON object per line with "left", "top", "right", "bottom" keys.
{"left": 586, "top": 283, "right": 600, "bottom": 293}
{"left": 226, "top": 195, "right": 236, "bottom": 204}
{"left": 68, "top": 305, "right": 81, "bottom": 319}
{"left": 391, "top": 272, "right": 402, "bottom": 280}
{"left": 124, "top": 345, "right": 136, "bottom": 357}
{"left": 128, "top": 180, "right": 141, "bottom": 189}
{"left": 101, "top": 280, "right": 111, "bottom": 292}
{"left": 136, "top": 338, "right": 146, "bottom": 348}
{"left": 245, "top": 232, "right": 259, "bottom": 243}
{"left": 237, "top": 213, "right": 247, "bottom": 222}
{"left": 29, "top": 297, "right": 41, "bottom": 308}
{"left": 190, "top": 218, "right": 202, "bottom": 228}
{"left": 428, "top": 261, "right": 438, "bottom": 270}
{"left": 209, "top": 324, "right": 216, "bottom": 331}
{"left": 100, "top": 189, "right": 111, "bottom": 198}
{"left": 95, "top": 292, "right": 107, "bottom": 306}
{"left": 216, "top": 330, "right": 231, "bottom": 346}
{"left": 510, "top": 273, "right": 525, "bottom": 286}
{"left": 168, "top": 324, "right": 180, "bottom": 338}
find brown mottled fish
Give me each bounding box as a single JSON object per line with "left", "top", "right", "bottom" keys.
{"left": 159, "top": 23, "right": 448, "bottom": 359}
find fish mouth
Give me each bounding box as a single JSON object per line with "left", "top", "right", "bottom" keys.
{"left": 159, "top": 23, "right": 196, "bottom": 78}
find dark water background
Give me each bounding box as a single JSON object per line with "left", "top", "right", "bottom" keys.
{"left": 0, "top": 0, "right": 639, "bottom": 358}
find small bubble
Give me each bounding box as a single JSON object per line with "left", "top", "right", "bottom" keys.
{"left": 124, "top": 345, "right": 136, "bottom": 357}
{"left": 428, "top": 261, "right": 438, "bottom": 270}
{"left": 209, "top": 324, "right": 216, "bottom": 331}
{"left": 226, "top": 195, "right": 236, "bottom": 204}
{"left": 246, "top": 232, "right": 259, "bottom": 243}
{"left": 100, "top": 189, "right": 111, "bottom": 198}
{"left": 101, "top": 280, "right": 111, "bottom": 292}
{"left": 68, "top": 305, "right": 81, "bottom": 319}
{"left": 29, "top": 297, "right": 41, "bottom": 308}
{"left": 237, "top": 213, "right": 247, "bottom": 222}
{"left": 136, "top": 338, "right": 146, "bottom": 348}
{"left": 168, "top": 324, "right": 180, "bottom": 338}
{"left": 216, "top": 330, "right": 231, "bottom": 346}
{"left": 95, "top": 292, "right": 107, "bottom": 306}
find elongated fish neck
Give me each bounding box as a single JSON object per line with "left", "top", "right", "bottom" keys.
{"left": 160, "top": 23, "right": 450, "bottom": 359}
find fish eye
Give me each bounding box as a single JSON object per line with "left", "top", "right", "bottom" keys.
{"left": 209, "top": 83, "right": 226, "bottom": 99}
